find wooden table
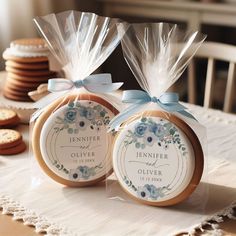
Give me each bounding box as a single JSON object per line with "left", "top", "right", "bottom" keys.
{"left": 0, "top": 212, "right": 42, "bottom": 236}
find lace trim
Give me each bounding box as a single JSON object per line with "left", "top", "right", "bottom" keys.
{"left": 187, "top": 201, "right": 236, "bottom": 236}
{"left": 0, "top": 195, "right": 76, "bottom": 236}
{"left": 1, "top": 194, "right": 235, "bottom": 236}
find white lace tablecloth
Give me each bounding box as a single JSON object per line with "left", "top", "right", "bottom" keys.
{"left": 0, "top": 103, "right": 236, "bottom": 236}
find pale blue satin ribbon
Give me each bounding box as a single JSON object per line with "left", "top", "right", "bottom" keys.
{"left": 33, "top": 73, "right": 123, "bottom": 110}
{"left": 48, "top": 73, "right": 123, "bottom": 93}
{"left": 108, "top": 90, "right": 196, "bottom": 131}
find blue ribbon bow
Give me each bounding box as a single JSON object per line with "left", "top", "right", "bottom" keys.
{"left": 108, "top": 90, "right": 196, "bottom": 131}
{"left": 48, "top": 73, "right": 123, "bottom": 93}
{"left": 33, "top": 73, "right": 123, "bottom": 110}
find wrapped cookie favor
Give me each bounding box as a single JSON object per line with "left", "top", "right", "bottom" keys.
{"left": 31, "top": 11, "right": 125, "bottom": 187}
{"left": 108, "top": 23, "right": 206, "bottom": 206}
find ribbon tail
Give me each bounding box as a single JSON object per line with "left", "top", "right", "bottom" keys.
{"left": 85, "top": 82, "right": 123, "bottom": 93}
{"left": 158, "top": 101, "right": 187, "bottom": 113}
{"left": 108, "top": 103, "right": 143, "bottom": 132}
{"left": 178, "top": 110, "right": 197, "bottom": 121}
{"left": 30, "top": 108, "right": 45, "bottom": 123}
{"left": 157, "top": 100, "right": 197, "bottom": 121}
{"left": 86, "top": 73, "right": 112, "bottom": 83}
{"left": 31, "top": 90, "right": 69, "bottom": 122}
{"left": 33, "top": 91, "right": 68, "bottom": 109}
{"left": 48, "top": 78, "right": 74, "bottom": 92}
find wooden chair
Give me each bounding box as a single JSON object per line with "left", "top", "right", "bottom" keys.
{"left": 188, "top": 42, "right": 236, "bottom": 113}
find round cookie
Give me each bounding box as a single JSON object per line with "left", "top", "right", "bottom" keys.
{"left": 0, "top": 129, "right": 22, "bottom": 149}
{"left": 6, "top": 66, "right": 54, "bottom": 77}
{"left": 3, "top": 53, "right": 48, "bottom": 63}
{"left": 4, "top": 81, "right": 37, "bottom": 92}
{"left": 7, "top": 72, "right": 55, "bottom": 83}
{"left": 0, "top": 141, "right": 26, "bottom": 155}
{"left": 4, "top": 86, "right": 29, "bottom": 97}
{"left": 6, "top": 60, "right": 49, "bottom": 70}
{"left": 11, "top": 38, "right": 46, "bottom": 51}
{"left": 5, "top": 77, "right": 44, "bottom": 89}
{"left": 3, "top": 38, "right": 49, "bottom": 63}
{"left": 32, "top": 94, "right": 119, "bottom": 187}
{"left": 3, "top": 90, "right": 32, "bottom": 102}
{"left": 0, "top": 109, "right": 20, "bottom": 127}
{"left": 112, "top": 111, "right": 204, "bottom": 206}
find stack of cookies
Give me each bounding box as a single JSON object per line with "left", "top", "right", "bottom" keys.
{"left": 0, "top": 108, "right": 26, "bottom": 155}
{"left": 2, "top": 38, "right": 56, "bottom": 102}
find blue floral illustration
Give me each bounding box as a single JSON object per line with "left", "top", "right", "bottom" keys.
{"left": 100, "top": 111, "right": 106, "bottom": 117}
{"left": 68, "top": 164, "right": 102, "bottom": 181}
{"left": 53, "top": 160, "right": 103, "bottom": 181}
{"left": 84, "top": 107, "right": 96, "bottom": 120}
{"left": 64, "top": 108, "right": 77, "bottom": 123}
{"left": 123, "top": 176, "right": 170, "bottom": 200}
{"left": 78, "top": 106, "right": 87, "bottom": 117}
{"left": 75, "top": 117, "right": 88, "bottom": 131}
{"left": 54, "top": 101, "right": 111, "bottom": 134}
{"left": 124, "top": 117, "right": 187, "bottom": 156}
{"left": 137, "top": 184, "right": 167, "bottom": 200}
{"left": 137, "top": 185, "right": 151, "bottom": 199}
{"left": 134, "top": 122, "right": 148, "bottom": 137}
{"left": 154, "top": 124, "right": 166, "bottom": 138}
{"left": 143, "top": 132, "right": 156, "bottom": 146}
{"left": 51, "top": 101, "right": 109, "bottom": 179}
{"left": 77, "top": 166, "right": 93, "bottom": 179}
{"left": 69, "top": 168, "right": 81, "bottom": 181}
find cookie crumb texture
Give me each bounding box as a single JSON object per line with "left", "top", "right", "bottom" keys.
{"left": 0, "top": 129, "right": 26, "bottom": 155}
{"left": 0, "top": 108, "right": 20, "bottom": 127}
{"left": 0, "top": 129, "right": 22, "bottom": 148}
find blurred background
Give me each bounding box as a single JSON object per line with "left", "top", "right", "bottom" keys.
{"left": 0, "top": 0, "right": 100, "bottom": 69}
{"left": 1, "top": 0, "right": 236, "bottom": 110}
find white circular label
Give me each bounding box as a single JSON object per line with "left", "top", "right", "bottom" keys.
{"left": 113, "top": 116, "right": 195, "bottom": 203}
{"left": 40, "top": 100, "right": 115, "bottom": 182}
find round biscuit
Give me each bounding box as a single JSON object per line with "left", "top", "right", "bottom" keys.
{"left": 4, "top": 86, "right": 29, "bottom": 97}
{"left": 11, "top": 38, "right": 46, "bottom": 48}
{"left": 7, "top": 72, "right": 55, "bottom": 82}
{"left": 3, "top": 54, "right": 48, "bottom": 63}
{"left": 3, "top": 38, "right": 48, "bottom": 62}
{"left": 0, "top": 141, "right": 26, "bottom": 155}
{"left": 6, "top": 77, "right": 50, "bottom": 86}
{"left": 3, "top": 90, "right": 32, "bottom": 102}
{"left": 6, "top": 66, "right": 55, "bottom": 77}
{"left": 6, "top": 60, "right": 49, "bottom": 70}
{"left": 32, "top": 94, "right": 118, "bottom": 187}
{"left": 0, "top": 129, "right": 22, "bottom": 149}
{"left": 4, "top": 82, "right": 37, "bottom": 92}
{"left": 0, "top": 108, "right": 20, "bottom": 127}
{"left": 6, "top": 77, "right": 44, "bottom": 88}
